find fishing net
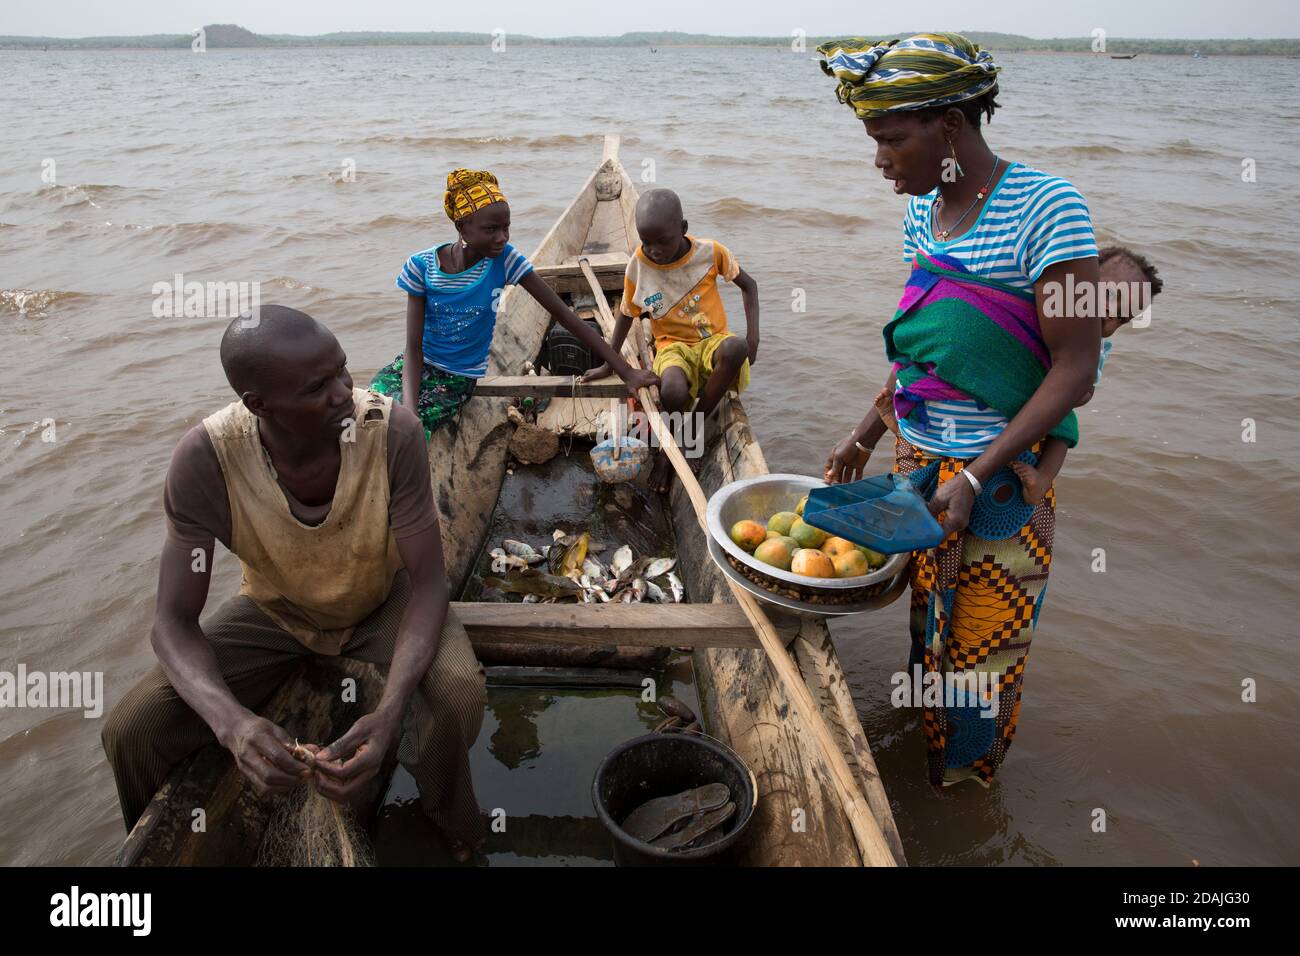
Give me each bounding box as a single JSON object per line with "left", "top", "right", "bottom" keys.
{"left": 255, "top": 743, "right": 374, "bottom": 867}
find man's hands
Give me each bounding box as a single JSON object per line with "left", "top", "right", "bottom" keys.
{"left": 579, "top": 362, "right": 612, "bottom": 384}
{"left": 220, "top": 707, "right": 401, "bottom": 804}
{"left": 220, "top": 711, "right": 311, "bottom": 797}
{"left": 308, "top": 711, "right": 401, "bottom": 804}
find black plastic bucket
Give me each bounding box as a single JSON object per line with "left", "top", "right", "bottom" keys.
{"left": 591, "top": 732, "right": 757, "bottom": 866}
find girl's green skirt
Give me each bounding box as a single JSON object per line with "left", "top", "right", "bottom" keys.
{"left": 370, "top": 354, "right": 476, "bottom": 439}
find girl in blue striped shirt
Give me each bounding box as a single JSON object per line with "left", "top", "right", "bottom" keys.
{"left": 371, "top": 169, "right": 657, "bottom": 437}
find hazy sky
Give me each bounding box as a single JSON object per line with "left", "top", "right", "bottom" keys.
{"left": 3, "top": 0, "right": 1297, "bottom": 39}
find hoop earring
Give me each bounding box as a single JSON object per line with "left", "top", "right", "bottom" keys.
{"left": 948, "top": 140, "right": 964, "bottom": 178}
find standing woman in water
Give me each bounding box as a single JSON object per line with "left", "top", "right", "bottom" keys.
{"left": 817, "top": 34, "right": 1101, "bottom": 788}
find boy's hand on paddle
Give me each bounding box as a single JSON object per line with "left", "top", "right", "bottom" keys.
{"left": 623, "top": 367, "right": 660, "bottom": 398}
{"left": 824, "top": 435, "right": 871, "bottom": 485}
{"left": 927, "top": 473, "right": 975, "bottom": 536}
{"left": 310, "top": 712, "right": 398, "bottom": 802}
{"left": 579, "top": 362, "right": 613, "bottom": 384}
{"left": 224, "top": 713, "right": 310, "bottom": 796}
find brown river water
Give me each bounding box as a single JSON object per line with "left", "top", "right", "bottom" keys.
{"left": 1, "top": 46, "right": 1297, "bottom": 866}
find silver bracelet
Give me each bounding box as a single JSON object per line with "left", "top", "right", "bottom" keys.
{"left": 960, "top": 468, "right": 982, "bottom": 496}
{"left": 853, "top": 438, "right": 873, "bottom": 454}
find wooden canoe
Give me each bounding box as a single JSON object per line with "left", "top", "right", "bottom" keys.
{"left": 116, "top": 136, "right": 905, "bottom": 867}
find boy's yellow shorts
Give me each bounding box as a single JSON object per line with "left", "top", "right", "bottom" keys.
{"left": 651, "top": 333, "right": 751, "bottom": 401}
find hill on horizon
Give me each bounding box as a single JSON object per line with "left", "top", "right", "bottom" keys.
{"left": 1, "top": 24, "right": 1295, "bottom": 54}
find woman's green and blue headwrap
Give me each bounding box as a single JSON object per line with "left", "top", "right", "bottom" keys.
{"left": 816, "top": 33, "right": 1001, "bottom": 120}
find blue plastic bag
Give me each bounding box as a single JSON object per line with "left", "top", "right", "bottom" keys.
{"left": 802, "top": 472, "right": 946, "bottom": 554}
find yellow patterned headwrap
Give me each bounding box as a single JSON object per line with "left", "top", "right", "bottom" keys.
{"left": 443, "top": 168, "right": 507, "bottom": 222}
{"left": 817, "top": 33, "right": 1001, "bottom": 120}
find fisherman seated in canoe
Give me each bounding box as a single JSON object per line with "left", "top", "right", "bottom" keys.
{"left": 102, "top": 306, "right": 488, "bottom": 860}
{"left": 581, "top": 188, "right": 760, "bottom": 493}
{"left": 370, "top": 167, "right": 658, "bottom": 438}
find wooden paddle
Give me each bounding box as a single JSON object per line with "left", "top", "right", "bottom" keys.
{"left": 579, "top": 264, "right": 898, "bottom": 868}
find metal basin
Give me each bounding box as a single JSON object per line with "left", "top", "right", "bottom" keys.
{"left": 705, "top": 473, "right": 909, "bottom": 595}
{"left": 708, "top": 534, "right": 909, "bottom": 618}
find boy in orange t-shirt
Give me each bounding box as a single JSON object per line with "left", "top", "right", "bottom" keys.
{"left": 582, "top": 188, "right": 760, "bottom": 493}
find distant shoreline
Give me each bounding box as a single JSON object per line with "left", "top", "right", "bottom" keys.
{"left": 1, "top": 26, "right": 1296, "bottom": 56}
{"left": 2, "top": 45, "right": 1296, "bottom": 57}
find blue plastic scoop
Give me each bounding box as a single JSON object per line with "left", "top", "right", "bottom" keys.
{"left": 802, "top": 472, "right": 946, "bottom": 554}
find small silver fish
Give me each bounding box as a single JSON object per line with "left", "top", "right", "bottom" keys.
{"left": 631, "top": 578, "right": 646, "bottom": 602}
{"left": 582, "top": 558, "right": 605, "bottom": 579}
{"left": 491, "top": 554, "right": 529, "bottom": 574}
{"left": 611, "top": 545, "right": 633, "bottom": 575}
{"left": 504, "top": 539, "right": 544, "bottom": 563}
{"left": 552, "top": 529, "right": 567, "bottom": 542}
{"left": 666, "top": 571, "right": 684, "bottom": 603}
{"left": 644, "top": 557, "right": 676, "bottom": 579}
{"left": 645, "top": 581, "right": 667, "bottom": 603}
{"left": 522, "top": 594, "right": 540, "bottom": 604}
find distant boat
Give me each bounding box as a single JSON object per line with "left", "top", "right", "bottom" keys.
{"left": 1110, "top": 53, "right": 1138, "bottom": 60}
{"left": 1192, "top": 51, "right": 1207, "bottom": 58}
{"left": 650, "top": 47, "right": 657, "bottom": 53}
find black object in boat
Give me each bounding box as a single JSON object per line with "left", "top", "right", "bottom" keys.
{"left": 542, "top": 319, "right": 603, "bottom": 375}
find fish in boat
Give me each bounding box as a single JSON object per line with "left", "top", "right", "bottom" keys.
{"left": 503, "top": 540, "right": 545, "bottom": 564}
{"left": 644, "top": 557, "right": 676, "bottom": 579}
{"left": 485, "top": 568, "right": 583, "bottom": 600}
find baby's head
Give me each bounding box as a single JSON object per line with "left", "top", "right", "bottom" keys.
{"left": 1098, "top": 246, "right": 1162, "bottom": 337}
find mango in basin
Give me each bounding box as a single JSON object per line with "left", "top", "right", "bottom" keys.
{"left": 832, "top": 549, "right": 869, "bottom": 578}
{"left": 789, "top": 517, "right": 829, "bottom": 550}
{"left": 766, "top": 511, "right": 799, "bottom": 537}
{"left": 729, "top": 520, "right": 768, "bottom": 553}
{"left": 791, "top": 548, "right": 835, "bottom": 578}
{"left": 753, "top": 537, "right": 795, "bottom": 571}
{"left": 821, "top": 536, "right": 859, "bottom": 559}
